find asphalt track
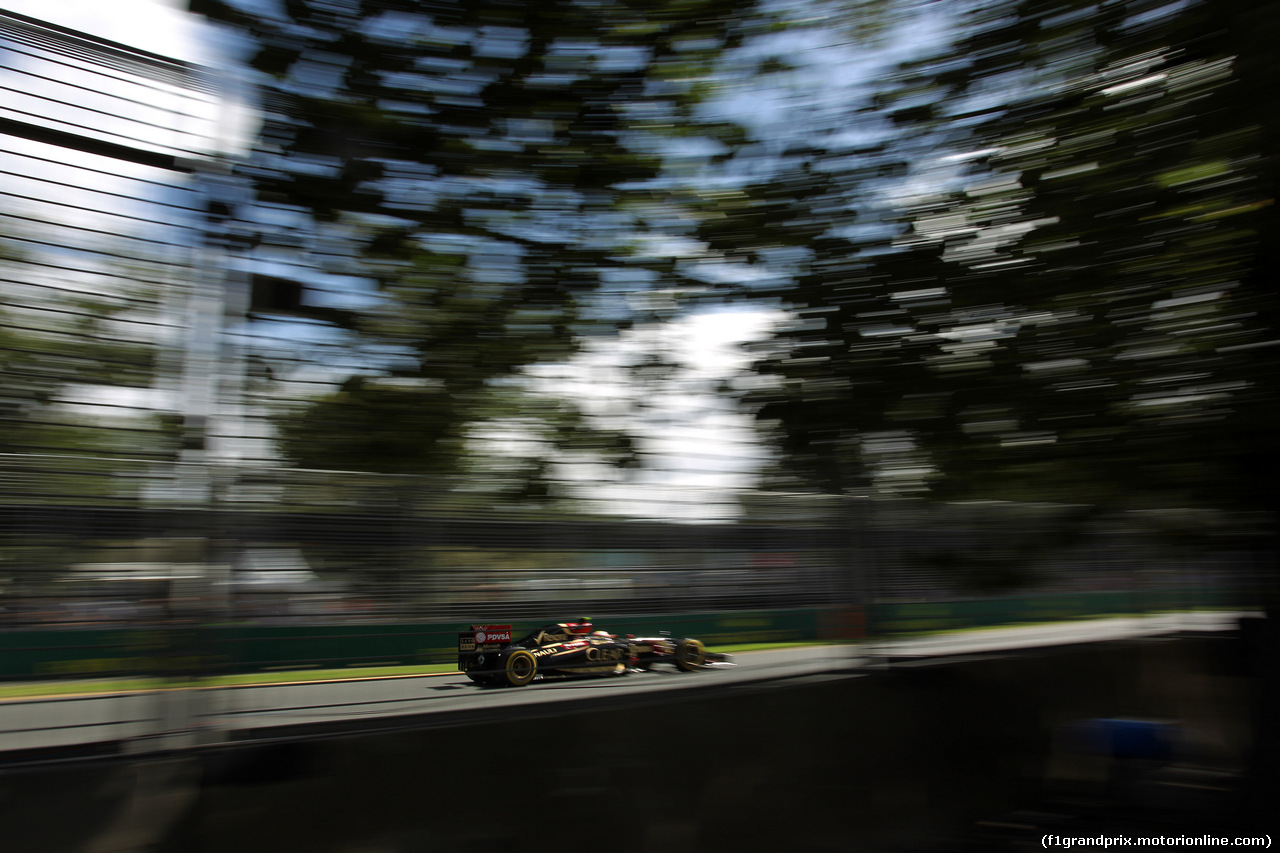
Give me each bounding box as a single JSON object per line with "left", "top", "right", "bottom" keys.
{"left": 0, "top": 611, "right": 1242, "bottom": 758}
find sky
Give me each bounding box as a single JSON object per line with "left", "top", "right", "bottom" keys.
{"left": 0, "top": 0, "right": 212, "bottom": 61}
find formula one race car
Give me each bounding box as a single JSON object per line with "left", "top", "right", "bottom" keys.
{"left": 457, "top": 618, "right": 734, "bottom": 687}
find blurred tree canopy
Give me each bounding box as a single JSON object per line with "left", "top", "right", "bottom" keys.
{"left": 191, "top": 0, "right": 1279, "bottom": 519}
{"left": 189, "top": 0, "right": 755, "bottom": 477}
{"left": 0, "top": 236, "right": 177, "bottom": 460}
{"left": 742, "top": 0, "right": 1280, "bottom": 514}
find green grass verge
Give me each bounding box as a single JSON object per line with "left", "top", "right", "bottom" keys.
{"left": 0, "top": 663, "right": 459, "bottom": 701}
{"left": 0, "top": 677, "right": 167, "bottom": 700}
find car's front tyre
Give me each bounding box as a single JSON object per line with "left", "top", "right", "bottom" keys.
{"left": 502, "top": 649, "right": 538, "bottom": 686}
{"left": 673, "top": 639, "right": 705, "bottom": 672}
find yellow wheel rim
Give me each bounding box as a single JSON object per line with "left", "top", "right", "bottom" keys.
{"left": 677, "top": 640, "right": 705, "bottom": 669}
{"left": 506, "top": 651, "right": 537, "bottom": 685}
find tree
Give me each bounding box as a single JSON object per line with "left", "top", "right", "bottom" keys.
{"left": 190, "top": 0, "right": 756, "bottom": 479}
{"left": 745, "top": 0, "right": 1279, "bottom": 515}
{"left": 0, "top": 234, "right": 178, "bottom": 464}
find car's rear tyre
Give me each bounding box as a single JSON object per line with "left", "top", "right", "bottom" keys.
{"left": 673, "top": 639, "right": 705, "bottom": 672}
{"left": 502, "top": 650, "right": 538, "bottom": 686}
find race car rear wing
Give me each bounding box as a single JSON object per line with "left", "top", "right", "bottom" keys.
{"left": 457, "top": 624, "right": 512, "bottom": 672}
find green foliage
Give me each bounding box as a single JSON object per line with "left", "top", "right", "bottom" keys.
{"left": 0, "top": 239, "right": 174, "bottom": 460}
{"left": 273, "top": 381, "right": 460, "bottom": 474}
{"left": 192, "top": 0, "right": 755, "bottom": 479}
{"left": 746, "top": 0, "right": 1280, "bottom": 513}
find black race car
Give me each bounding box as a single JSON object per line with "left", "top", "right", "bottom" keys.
{"left": 457, "top": 619, "right": 733, "bottom": 687}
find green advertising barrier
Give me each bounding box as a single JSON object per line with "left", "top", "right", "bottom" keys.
{"left": 212, "top": 623, "right": 458, "bottom": 673}
{"left": 0, "top": 627, "right": 173, "bottom": 680}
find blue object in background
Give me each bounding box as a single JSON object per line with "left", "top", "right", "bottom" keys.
{"left": 1073, "top": 718, "right": 1177, "bottom": 761}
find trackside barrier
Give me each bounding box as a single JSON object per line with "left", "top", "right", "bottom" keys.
{"left": 0, "top": 589, "right": 1249, "bottom": 681}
